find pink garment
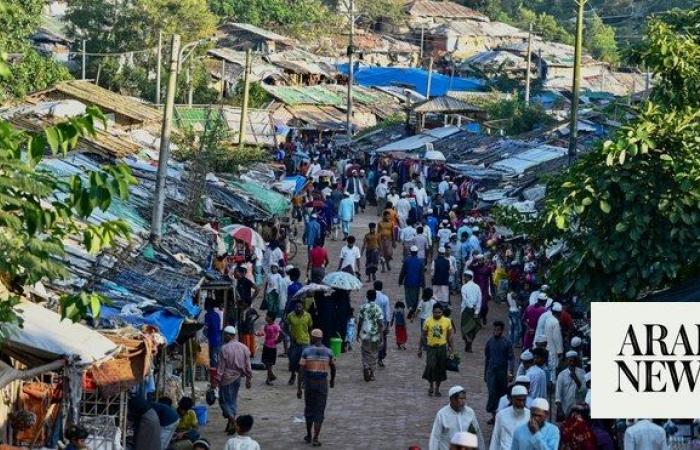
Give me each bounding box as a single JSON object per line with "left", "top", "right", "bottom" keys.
{"left": 218, "top": 340, "right": 252, "bottom": 386}
{"left": 263, "top": 323, "right": 281, "bottom": 348}
{"left": 522, "top": 304, "right": 546, "bottom": 349}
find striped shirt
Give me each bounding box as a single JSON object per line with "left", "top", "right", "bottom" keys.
{"left": 300, "top": 345, "right": 334, "bottom": 381}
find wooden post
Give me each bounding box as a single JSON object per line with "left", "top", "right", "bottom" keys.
{"left": 238, "top": 49, "right": 252, "bottom": 149}
{"left": 346, "top": 0, "right": 355, "bottom": 139}
{"left": 220, "top": 59, "right": 226, "bottom": 100}
{"left": 524, "top": 23, "right": 533, "bottom": 106}
{"left": 156, "top": 31, "right": 162, "bottom": 105}
{"left": 568, "top": 0, "right": 587, "bottom": 164}
{"left": 81, "top": 40, "right": 87, "bottom": 80}
{"left": 426, "top": 57, "right": 433, "bottom": 99}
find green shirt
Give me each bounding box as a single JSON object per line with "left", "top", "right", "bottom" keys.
{"left": 287, "top": 311, "right": 312, "bottom": 344}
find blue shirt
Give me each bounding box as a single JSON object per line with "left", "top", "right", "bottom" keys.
{"left": 457, "top": 225, "right": 472, "bottom": 239}
{"left": 399, "top": 256, "right": 424, "bottom": 288}
{"left": 511, "top": 421, "right": 560, "bottom": 450}
{"left": 204, "top": 309, "right": 222, "bottom": 348}
{"left": 339, "top": 197, "right": 355, "bottom": 221}
{"left": 304, "top": 219, "right": 321, "bottom": 247}
{"left": 374, "top": 291, "right": 391, "bottom": 326}
{"left": 150, "top": 402, "right": 179, "bottom": 427}
{"left": 426, "top": 216, "right": 438, "bottom": 237}
{"left": 468, "top": 235, "right": 482, "bottom": 254}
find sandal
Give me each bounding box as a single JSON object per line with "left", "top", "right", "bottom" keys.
{"left": 304, "top": 435, "right": 312, "bottom": 443}
{"left": 313, "top": 440, "right": 322, "bottom": 447}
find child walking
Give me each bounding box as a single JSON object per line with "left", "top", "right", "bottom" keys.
{"left": 345, "top": 307, "right": 356, "bottom": 351}
{"left": 392, "top": 301, "right": 407, "bottom": 350}
{"left": 256, "top": 312, "right": 281, "bottom": 385}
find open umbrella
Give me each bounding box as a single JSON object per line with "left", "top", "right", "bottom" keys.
{"left": 322, "top": 272, "right": 363, "bottom": 291}
{"left": 424, "top": 150, "right": 446, "bottom": 161}
{"left": 221, "top": 224, "right": 266, "bottom": 248}
{"left": 316, "top": 170, "right": 335, "bottom": 178}
{"left": 292, "top": 283, "right": 335, "bottom": 299}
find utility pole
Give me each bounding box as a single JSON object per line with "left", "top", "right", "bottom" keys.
{"left": 220, "top": 59, "right": 226, "bottom": 100}
{"left": 81, "top": 40, "right": 86, "bottom": 80}
{"left": 426, "top": 57, "right": 434, "bottom": 99}
{"left": 156, "top": 31, "right": 162, "bottom": 105}
{"left": 568, "top": 0, "right": 586, "bottom": 165}
{"left": 186, "top": 63, "right": 194, "bottom": 107}
{"left": 151, "top": 34, "right": 181, "bottom": 242}
{"left": 524, "top": 23, "right": 533, "bottom": 106}
{"left": 346, "top": 0, "right": 355, "bottom": 139}
{"left": 419, "top": 24, "right": 425, "bottom": 64}
{"left": 238, "top": 48, "right": 252, "bottom": 149}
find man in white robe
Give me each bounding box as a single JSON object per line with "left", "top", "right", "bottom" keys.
{"left": 489, "top": 385, "right": 531, "bottom": 450}
{"left": 555, "top": 351, "right": 587, "bottom": 419}
{"left": 429, "top": 386, "right": 485, "bottom": 450}
{"left": 396, "top": 192, "right": 412, "bottom": 228}
{"left": 543, "top": 303, "right": 564, "bottom": 376}
{"left": 624, "top": 419, "right": 670, "bottom": 450}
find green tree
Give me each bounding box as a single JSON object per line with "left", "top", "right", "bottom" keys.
{"left": 586, "top": 13, "right": 619, "bottom": 63}
{"left": 228, "top": 81, "right": 271, "bottom": 109}
{"left": 0, "top": 50, "right": 135, "bottom": 323}
{"left": 0, "top": 0, "right": 43, "bottom": 51}
{"left": 498, "top": 5, "right": 700, "bottom": 301}
{"left": 486, "top": 98, "right": 555, "bottom": 134}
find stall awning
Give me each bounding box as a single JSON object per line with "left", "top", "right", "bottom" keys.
{"left": 1, "top": 302, "right": 119, "bottom": 367}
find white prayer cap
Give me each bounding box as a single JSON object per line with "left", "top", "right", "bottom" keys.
{"left": 571, "top": 336, "right": 582, "bottom": 348}
{"left": 535, "top": 334, "right": 548, "bottom": 343}
{"left": 410, "top": 245, "right": 419, "bottom": 252}
{"left": 585, "top": 372, "right": 591, "bottom": 383}
{"left": 540, "top": 284, "right": 549, "bottom": 291}
{"left": 450, "top": 233, "right": 457, "bottom": 237}
{"left": 551, "top": 302, "right": 563, "bottom": 312}
{"left": 520, "top": 350, "right": 534, "bottom": 361}
{"left": 474, "top": 253, "right": 484, "bottom": 259}
{"left": 515, "top": 375, "right": 530, "bottom": 383}
{"left": 537, "top": 292, "right": 548, "bottom": 300}
{"left": 427, "top": 208, "right": 433, "bottom": 214}
{"left": 401, "top": 192, "right": 408, "bottom": 197}
{"left": 464, "top": 270, "right": 474, "bottom": 277}
{"left": 352, "top": 169, "right": 358, "bottom": 174}
{"left": 531, "top": 398, "right": 550, "bottom": 411}
{"left": 566, "top": 350, "right": 579, "bottom": 359}
{"left": 438, "top": 247, "right": 446, "bottom": 254}
{"left": 450, "top": 432, "right": 478, "bottom": 448}
{"left": 444, "top": 175, "right": 450, "bottom": 179}
{"left": 442, "top": 219, "right": 449, "bottom": 224}
{"left": 223, "top": 326, "right": 237, "bottom": 335}
{"left": 511, "top": 385, "right": 528, "bottom": 397}
{"left": 285, "top": 265, "right": 295, "bottom": 273}
{"left": 382, "top": 170, "right": 387, "bottom": 174}
{"left": 448, "top": 385, "right": 465, "bottom": 398}
{"left": 359, "top": 169, "right": 365, "bottom": 174}
{"left": 472, "top": 226, "right": 479, "bottom": 232}
{"left": 452, "top": 205, "right": 458, "bottom": 209}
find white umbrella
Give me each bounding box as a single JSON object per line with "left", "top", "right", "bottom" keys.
{"left": 292, "top": 283, "right": 335, "bottom": 299}
{"left": 322, "top": 272, "right": 363, "bottom": 290}
{"left": 424, "top": 150, "right": 446, "bottom": 161}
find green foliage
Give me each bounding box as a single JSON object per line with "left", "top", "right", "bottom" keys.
{"left": 355, "top": 0, "right": 406, "bottom": 29}
{"left": 228, "top": 81, "right": 271, "bottom": 109}
{"left": 0, "top": 0, "right": 43, "bottom": 51}
{"left": 0, "top": 49, "right": 72, "bottom": 102}
{"left": 486, "top": 98, "right": 555, "bottom": 134}
{"left": 0, "top": 102, "right": 135, "bottom": 323}
{"left": 513, "top": 8, "right": 574, "bottom": 45}
{"left": 501, "top": 4, "right": 700, "bottom": 301}
{"left": 585, "top": 13, "right": 619, "bottom": 63}
{"left": 66, "top": 0, "right": 217, "bottom": 53}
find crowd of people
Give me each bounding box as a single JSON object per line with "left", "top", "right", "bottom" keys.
{"left": 117, "top": 136, "right": 681, "bottom": 450}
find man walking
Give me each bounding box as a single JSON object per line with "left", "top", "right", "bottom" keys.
{"left": 460, "top": 270, "right": 482, "bottom": 353}
{"left": 339, "top": 192, "right": 355, "bottom": 239}
{"left": 357, "top": 289, "right": 384, "bottom": 382}
{"left": 555, "top": 351, "right": 587, "bottom": 420}
{"left": 217, "top": 326, "right": 252, "bottom": 434}
{"left": 338, "top": 236, "right": 361, "bottom": 276}
{"left": 420, "top": 303, "right": 453, "bottom": 397}
{"left": 511, "top": 398, "right": 560, "bottom": 450}
{"left": 377, "top": 210, "right": 395, "bottom": 272}
{"left": 286, "top": 301, "right": 313, "bottom": 386}
{"left": 429, "top": 385, "right": 485, "bottom": 450}
{"left": 484, "top": 321, "right": 513, "bottom": 425}
{"left": 375, "top": 178, "right": 388, "bottom": 216}
{"left": 374, "top": 281, "right": 391, "bottom": 368}
{"left": 297, "top": 329, "right": 336, "bottom": 447}
{"left": 399, "top": 246, "right": 425, "bottom": 314}
{"left": 303, "top": 214, "right": 322, "bottom": 253}
{"left": 307, "top": 240, "right": 329, "bottom": 283}
{"left": 489, "top": 385, "right": 531, "bottom": 450}
{"left": 431, "top": 247, "right": 451, "bottom": 304}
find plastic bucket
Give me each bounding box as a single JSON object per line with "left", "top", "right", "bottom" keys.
{"left": 193, "top": 405, "right": 208, "bottom": 426}
{"left": 329, "top": 337, "right": 342, "bottom": 358}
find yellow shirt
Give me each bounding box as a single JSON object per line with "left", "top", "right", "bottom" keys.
{"left": 176, "top": 410, "right": 198, "bottom": 432}
{"left": 423, "top": 316, "right": 452, "bottom": 347}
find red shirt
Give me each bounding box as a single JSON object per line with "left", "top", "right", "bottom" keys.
{"left": 309, "top": 247, "right": 328, "bottom": 268}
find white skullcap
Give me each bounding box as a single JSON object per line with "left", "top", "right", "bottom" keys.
{"left": 520, "top": 350, "right": 534, "bottom": 361}
{"left": 535, "top": 334, "right": 548, "bottom": 343}
{"left": 511, "top": 385, "right": 528, "bottom": 397}
{"left": 401, "top": 192, "right": 408, "bottom": 197}
{"left": 464, "top": 269, "right": 474, "bottom": 277}
{"left": 531, "top": 398, "right": 550, "bottom": 411}
{"left": 540, "top": 284, "right": 549, "bottom": 291}
{"left": 223, "top": 325, "right": 237, "bottom": 335}
{"left": 566, "top": 350, "right": 579, "bottom": 359}
{"left": 551, "top": 302, "right": 563, "bottom": 312}
{"left": 427, "top": 208, "right": 433, "bottom": 213}
{"left": 537, "top": 292, "right": 548, "bottom": 300}
{"left": 410, "top": 245, "right": 418, "bottom": 252}
{"left": 382, "top": 170, "right": 387, "bottom": 174}
{"left": 515, "top": 375, "right": 530, "bottom": 383}
{"left": 472, "top": 226, "right": 479, "bottom": 232}
{"left": 438, "top": 247, "right": 446, "bottom": 254}
{"left": 448, "top": 385, "right": 465, "bottom": 398}
{"left": 452, "top": 205, "right": 458, "bottom": 209}
{"left": 450, "top": 432, "right": 478, "bottom": 447}
{"left": 571, "top": 337, "right": 582, "bottom": 348}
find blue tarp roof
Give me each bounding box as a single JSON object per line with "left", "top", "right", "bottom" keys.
{"left": 100, "top": 306, "right": 185, "bottom": 345}
{"left": 337, "top": 64, "right": 484, "bottom": 97}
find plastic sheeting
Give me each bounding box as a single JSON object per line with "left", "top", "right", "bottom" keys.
{"left": 100, "top": 306, "right": 184, "bottom": 345}
{"left": 337, "top": 64, "right": 484, "bottom": 97}
{"left": 228, "top": 180, "right": 291, "bottom": 216}
{"left": 2, "top": 302, "right": 119, "bottom": 366}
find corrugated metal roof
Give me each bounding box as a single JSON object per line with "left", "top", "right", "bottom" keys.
{"left": 222, "top": 22, "right": 296, "bottom": 45}
{"left": 463, "top": 50, "right": 525, "bottom": 68}
{"left": 375, "top": 125, "right": 461, "bottom": 152}
{"left": 440, "top": 20, "right": 528, "bottom": 38}
{"left": 261, "top": 84, "right": 399, "bottom": 108}
{"left": 413, "top": 96, "right": 482, "bottom": 113}
{"left": 207, "top": 48, "right": 282, "bottom": 81}
{"left": 174, "top": 106, "right": 276, "bottom": 146}
{"left": 407, "top": 0, "right": 487, "bottom": 20}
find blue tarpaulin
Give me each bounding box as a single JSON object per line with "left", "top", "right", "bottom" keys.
{"left": 337, "top": 64, "right": 484, "bottom": 97}
{"left": 100, "top": 306, "right": 185, "bottom": 345}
